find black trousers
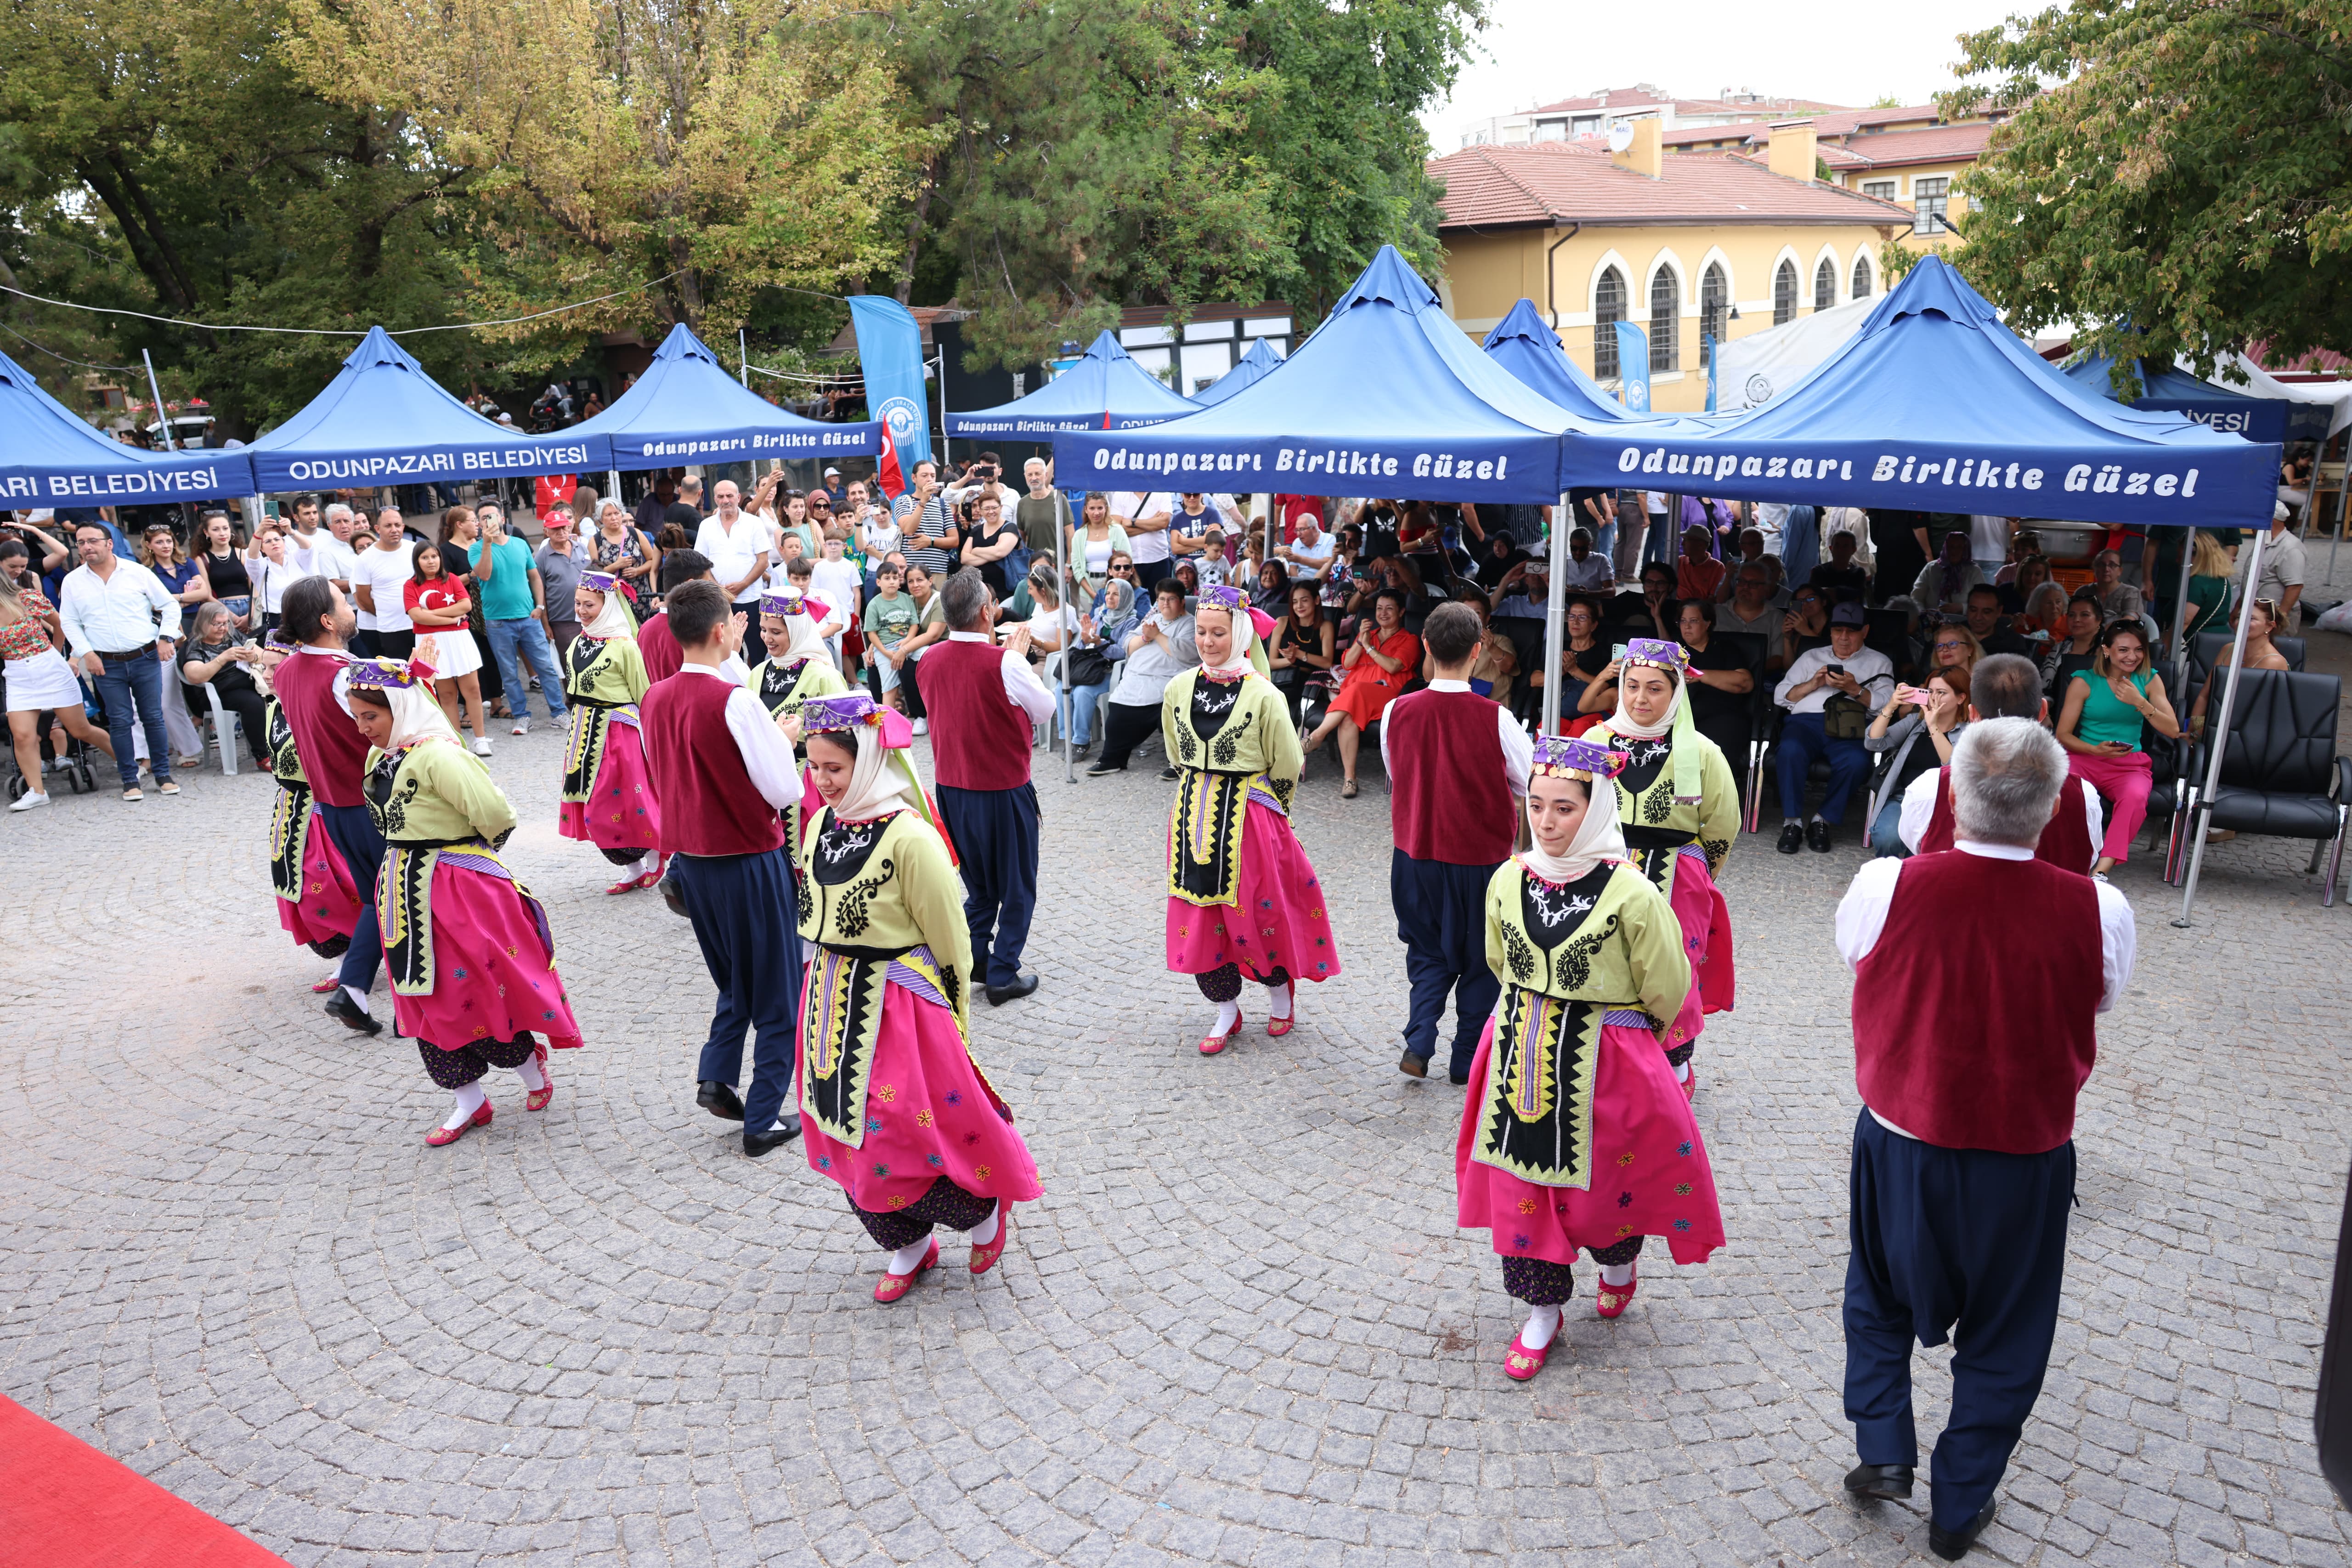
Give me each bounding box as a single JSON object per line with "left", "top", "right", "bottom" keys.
{"left": 937, "top": 783, "right": 1039, "bottom": 988}
{"left": 1843, "top": 1111, "right": 2074, "bottom": 1532}
{"left": 1094, "top": 701, "right": 1160, "bottom": 771}
{"left": 1391, "top": 850, "right": 1503, "bottom": 1078}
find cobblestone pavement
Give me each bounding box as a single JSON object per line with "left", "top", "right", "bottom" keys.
{"left": 5, "top": 665, "right": 2351, "bottom": 1568}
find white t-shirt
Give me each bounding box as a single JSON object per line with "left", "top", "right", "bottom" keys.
{"left": 291, "top": 530, "right": 359, "bottom": 585}
{"left": 809, "top": 558, "right": 864, "bottom": 622}
{"left": 252, "top": 555, "right": 316, "bottom": 616}
{"left": 859, "top": 514, "right": 904, "bottom": 560}
{"left": 695, "top": 512, "right": 771, "bottom": 604}
{"left": 351, "top": 541, "right": 417, "bottom": 632}
{"left": 1116, "top": 491, "right": 1175, "bottom": 565}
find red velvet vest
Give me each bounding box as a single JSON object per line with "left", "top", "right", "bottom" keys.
{"left": 639, "top": 671, "right": 786, "bottom": 858}
{"left": 636, "top": 611, "right": 683, "bottom": 686}
{"left": 921, "top": 637, "right": 1033, "bottom": 791}
{"left": 272, "top": 649, "right": 371, "bottom": 809}
{"left": 1384, "top": 688, "right": 1513, "bottom": 865}
{"left": 1918, "top": 765, "right": 2096, "bottom": 870}
{"left": 1852, "top": 851, "right": 2101, "bottom": 1154}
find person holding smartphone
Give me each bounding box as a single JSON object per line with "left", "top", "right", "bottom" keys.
{"left": 1771, "top": 600, "right": 1894, "bottom": 855}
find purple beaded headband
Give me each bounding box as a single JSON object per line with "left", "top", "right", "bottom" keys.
{"left": 1531, "top": 734, "right": 1628, "bottom": 781}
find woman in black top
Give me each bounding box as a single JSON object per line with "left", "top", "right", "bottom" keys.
{"left": 178, "top": 600, "right": 273, "bottom": 747}
{"left": 1557, "top": 594, "right": 1611, "bottom": 715}
{"left": 1268, "top": 581, "right": 1335, "bottom": 723}
{"left": 960, "top": 496, "right": 1016, "bottom": 599}
{"left": 194, "top": 511, "right": 252, "bottom": 628}
{"left": 1676, "top": 599, "right": 1757, "bottom": 765}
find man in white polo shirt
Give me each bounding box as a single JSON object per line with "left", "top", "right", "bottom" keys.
{"left": 693, "top": 480, "right": 771, "bottom": 609}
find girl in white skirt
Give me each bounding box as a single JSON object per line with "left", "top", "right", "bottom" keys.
{"left": 402, "top": 539, "right": 492, "bottom": 757}
{"left": 2, "top": 567, "right": 114, "bottom": 810}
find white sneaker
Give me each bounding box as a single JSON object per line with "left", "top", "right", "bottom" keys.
{"left": 511, "top": 717, "right": 530, "bottom": 736}
{"left": 470, "top": 736, "right": 494, "bottom": 757}
{"left": 911, "top": 717, "right": 928, "bottom": 736}
{"left": 9, "top": 791, "right": 50, "bottom": 812}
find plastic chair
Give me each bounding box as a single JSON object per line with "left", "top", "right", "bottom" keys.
{"left": 201, "top": 682, "right": 245, "bottom": 775}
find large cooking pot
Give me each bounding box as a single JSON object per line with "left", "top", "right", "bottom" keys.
{"left": 2020, "top": 521, "right": 2104, "bottom": 566}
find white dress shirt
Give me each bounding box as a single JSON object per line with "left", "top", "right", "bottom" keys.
{"left": 694, "top": 513, "right": 771, "bottom": 604}
{"left": 678, "top": 662, "right": 801, "bottom": 809}
{"left": 1381, "top": 679, "right": 1533, "bottom": 797}
{"left": 58, "top": 559, "right": 182, "bottom": 659}
{"left": 944, "top": 629, "right": 1056, "bottom": 723}
{"left": 1775, "top": 642, "right": 1894, "bottom": 714}
{"left": 1284, "top": 532, "right": 1335, "bottom": 580}
{"left": 1897, "top": 769, "right": 2106, "bottom": 869}
{"left": 292, "top": 530, "right": 359, "bottom": 586}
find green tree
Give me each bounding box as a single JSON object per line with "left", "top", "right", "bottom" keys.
{"left": 1949, "top": 0, "right": 2352, "bottom": 396}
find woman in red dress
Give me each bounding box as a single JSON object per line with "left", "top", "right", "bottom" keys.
{"left": 1300, "top": 587, "right": 1420, "bottom": 799}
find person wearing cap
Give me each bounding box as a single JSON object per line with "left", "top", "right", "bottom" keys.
{"left": 816, "top": 465, "right": 844, "bottom": 505}
{"left": 743, "top": 585, "right": 849, "bottom": 848}
{"left": 639, "top": 579, "right": 810, "bottom": 1158}
{"left": 1582, "top": 638, "right": 1741, "bottom": 1090}
{"left": 1164, "top": 583, "right": 1343, "bottom": 1055}
{"left": 558, "top": 573, "right": 664, "bottom": 895}
{"left": 783, "top": 691, "right": 1041, "bottom": 1302}
{"left": 1772, "top": 600, "right": 1895, "bottom": 854}
{"left": 344, "top": 654, "right": 583, "bottom": 1146}
{"left": 1455, "top": 734, "right": 1722, "bottom": 1383}
{"left": 1380, "top": 601, "right": 1532, "bottom": 1084}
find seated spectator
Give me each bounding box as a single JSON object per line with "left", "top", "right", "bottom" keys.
{"left": 1250, "top": 558, "right": 1291, "bottom": 616}
{"left": 1461, "top": 591, "right": 1519, "bottom": 708}
{"left": 1624, "top": 560, "right": 1678, "bottom": 640}
{"left": 1962, "top": 583, "right": 2035, "bottom": 656}
{"left": 1560, "top": 528, "right": 1612, "bottom": 591}
{"left": 1722, "top": 527, "right": 1777, "bottom": 603}
{"left": 1890, "top": 652, "right": 2102, "bottom": 866}
{"left": 2188, "top": 596, "right": 2291, "bottom": 736}
{"left": 1781, "top": 583, "right": 1833, "bottom": 667}
{"left": 177, "top": 600, "right": 273, "bottom": 757}
{"left": 2041, "top": 588, "right": 2105, "bottom": 697}
{"left": 1866, "top": 664, "right": 1969, "bottom": 855}
{"left": 1716, "top": 563, "right": 1789, "bottom": 671}
{"left": 2055, "top": 618, "right": 2182, "bottom": 875}
{"left": 1675, "top": 525, "right": 1727, "bottom": 603}
{"left": 2018, "top": 580, "right": 2070, "bottom": 646}
{"left": 1772, "top": 600, "right": 1896, "bottom": 854}
{"left": 1807, "top": 530, "right": 1870, "bottom": 601}
{"left": 2090, "top": 548, "right": 2133, "bottom": 619}
{"left": 1086, "top": 579, "right": 1197, "bottom": 777}
{"left": 1303, "top": 587, "right": 1420, "bottom": 799}
{"left": 1677, "top": 598, "right": 1757, "bottom": 764}
{"left": 1269, "top": 580, "right": 1338, "bottom": 725}
{"left": 1926, "top": 621, "right": 1983, "bottom": 679}
{"left": 1273, "top": 510, "right": 1337, "bottom": 583}
{"left": 1995, "top": 551, "right": 2052, "bottom": 616}
{"left": 1994, "top": 530, "right": 2044, "bottom": 586}
{"left": 1475, "top": 529, "right": 1528, "bottom": 590}
{"left": 1491, "top": 558, "right": 1549, "bottom": 619}
{"left": 1911, "top": 529, "right": 1985, "bottom": 611}
{"left": 1058, "top": 575, "right": 1130, "bottom": 757}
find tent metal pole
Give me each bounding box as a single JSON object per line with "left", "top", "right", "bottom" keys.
{"left": 2169, "top": 527, "right": 2196, "bottom": 693}
{"left": 1057, "top": 486, "right": 1072, "bottom": 784}
{"left": 934, "top": 349, "right": 949, "bottom": 475}
{"left": 739, "top": 329, "right": 750, "bottom": 389}
{"left": 142, "top": 350, "right": 176, "bottom": 451}
{"left": 2173, "top": 526, "right": 2267, "bottom": 928}
{"left": 2331, "top": 459, "right": 2350, "bottom": 580}
{"left": 1540, "top": 492, "right": 1568, "bottom": 736}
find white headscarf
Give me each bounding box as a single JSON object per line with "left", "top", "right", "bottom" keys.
{"left": 825, "top": 721, "right": 915, "bottom": 822}
{"left": 581, "top": 584, "right": 635, "bottom": 640}
{"left": 1517, "top": 776, "right": 1628, "bottom": 884}
{"left": 772, "top": 606, "right": 831, "bottom": 668}
{"left": 1607, "top": 661, "right": 1685, "bottom": 739}
{"left": 381, "top": 671, "right": 461, "bottom": 751}
{"left": 1196, "top": 599, "right": 1255, "bottom": 679}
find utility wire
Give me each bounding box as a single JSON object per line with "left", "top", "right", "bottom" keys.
{"left": 0, "top": 318, "right": 142, "bottom": 371}
{"left": 0, "top": 270, "right": 689, "bottom": 338}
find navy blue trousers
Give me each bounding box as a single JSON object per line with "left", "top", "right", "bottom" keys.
{"left": 671, "top": 846, "right": 801, "bottom": 1132}
{"left": 316, "top": 802, "right": 385, "bottom": 994}
{"left": 1843, "top": 1111, "right": 2075, "bottom": 1531}
{"left": 1391, "top": 849, "right": 1502, "bottom": 1077}
{"left": 1777, "top": 711, "right": 1873, "bottom": 823}
{"left": 938, "top": 783, "right": 1039, "bottom": 989}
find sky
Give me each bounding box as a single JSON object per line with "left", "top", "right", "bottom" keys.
{"left": 1422, "top": 0, "right": 2031, "bottom": 150}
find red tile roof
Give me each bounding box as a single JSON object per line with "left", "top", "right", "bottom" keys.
{"left": 1830, "top": 122, "right": 1995, "bottom": 169}
{"left": 1527, "top": 87, "right": 1849, "bottom": 119}
{"left": 1431, "top": 142, "right": 1915, "bottom": 230}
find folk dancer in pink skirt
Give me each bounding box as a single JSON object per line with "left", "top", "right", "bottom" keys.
{"left": 787, "top": 692, "right": 1040, "bottom": 1302}
{"left": 1163, "top": 584, "right": 1342, "bottom": 1055}
{"left": 1456, "top": 734, "right": 1724, "bottom": 1381}
{"left": 345, "top": 657, "right": 584, "bottom": 1146}
{"left": 1581, "top": 637, "right": 1738, "bottom": 1094}
{"left": 264, "top": 689, "right": 365, "bottom": 990}
{"left": 559, "top": 572, "right": 664, "bottom": 894}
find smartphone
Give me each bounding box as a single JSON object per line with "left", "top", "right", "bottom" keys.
{"left": 1825, "top": 663, "right": 1845, "bottom": 676}
{"left": 1612, "top": 642, "right": 1629, "bottom": 661}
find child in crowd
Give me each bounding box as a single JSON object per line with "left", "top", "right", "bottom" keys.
{"left": 861, "top": 560, "right": 919, "bottom": 709}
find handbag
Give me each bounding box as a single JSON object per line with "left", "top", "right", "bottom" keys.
{"left": 1823, "top": 694, "right": 1870, "bottom": 739}
{"left": 1066, "top": 642, "right": 1113, "bottom": 688}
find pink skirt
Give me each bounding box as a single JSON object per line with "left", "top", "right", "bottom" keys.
{"left": 278, "top": 811, "right": 364, "bottom": 950}
{"left": 390, "top": 861, "right": 585, "bottom": 1053}
{"left": 1662, "top": 852, "right": 1736, "bottom": 1050}
{"left": 799, "top": 977, "right": 1043, "bottom": 1214}
{"left": 1455, "top": 1016, "right": 1725, "bottom": 1268}
{"left": 1164, "top": 800, "right": 1343, "bottom": 984}
{"left": 557, "top": 715, "right": 660, "bottom": 852}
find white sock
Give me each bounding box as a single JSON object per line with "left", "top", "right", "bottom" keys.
{"left": 1520, "top": 1302, "right": 1562, "bottom": 1350}
{"left": 1599, "top": 1261, "right": 1635, "bottom": 1288}
{"left": 886, "top": 1237, "right": 931, "bottom": 1275}
{"left": 967, "top": 1203, "right": 1001, "bottom": 1247}
{"left": 1266, "top": 981, "right": 1295, "bottom": 1020}
{"left": 1674, "top": 1060, "right": 1690, "bottom": 1085}
{"left": 343, "top": 985, "right": 370, "bottom": 1011}
{"left": 441, "top": 1082, "right": 486, "bottom": 1131}
{"left": 1782, "top": 816, "right": 1799, "bottom": 827}
{"left": 511, "top": 1056, "right": 547, "bottom": 1092}
{"left": 637, "top": 849, "right": 661, "bottom": 877}
{"left": 1212, "top": 998, "right": 1240, "bottom": 1035}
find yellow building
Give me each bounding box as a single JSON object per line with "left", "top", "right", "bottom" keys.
{"left": 1429, "top": 121, "right": 1911, "bottom": 413}
{"left": 1659, "top": 104, "right": 2006, "bottom": 250}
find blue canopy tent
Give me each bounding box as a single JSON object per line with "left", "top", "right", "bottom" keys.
{"left": 2060, "top": 351, "right": 2315, "bottom": 445}
{"left": 944, "top": 329, "right": 1197, "bottom": 437}
{"left": 0, "top": 347, "right": 255, "bottom": 504}
{"left": 246, "top": 327, "right": 608, "bottom": 492}
{"left": 1481, "top": 298, "right": 1648, "bottom": 424}
{"left": 566, "top": 323, "right": 878, "bottom": 469}
{"left": 1187, "top": 337, "right": 1285, "bottom": 409}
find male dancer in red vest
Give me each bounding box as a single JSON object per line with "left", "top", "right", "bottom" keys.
{"left": 638, "top": 579, "right": 804, "bottom": 1157}
{"left": 1835, "top": 718, "right": 2136, "bottom": 1559}
{"left": 920, "top": 569, "right": 1056, "bottom": 1003}
{"left": 1380, "top": 601, "right": 1531, "bottom": 1082}
{"left": 1892, "top": 653, "right": 2102, "bottom": 869}
{"left": 273, "top": 576, "right": 386, "bottom": 1037}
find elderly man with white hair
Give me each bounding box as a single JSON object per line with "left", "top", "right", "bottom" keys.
{"left": 1831, "top": 717, "right": 2136, "bottom": 1560}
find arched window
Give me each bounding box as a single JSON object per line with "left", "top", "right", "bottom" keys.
{"left": 1851, "top": 254, "right": 1873, "bottom": 300}
{"left": 1594, "top": 266, "right": 1626, "bottom": 379}
{"left": 1773, "top": 259, "right": 1798, "bottom": 326}
{"left": 1648, "top": 266, "right": 1678, "bottom": 374}
{"left": 1814, "top": 257, "right": 1837, "bottom": 313}
{"left": 1699, "top": 264, "right": 1728, "bottom": 364}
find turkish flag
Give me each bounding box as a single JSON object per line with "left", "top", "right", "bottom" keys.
{"left": 876, "top": 417, "right": 905, "bottom": 500}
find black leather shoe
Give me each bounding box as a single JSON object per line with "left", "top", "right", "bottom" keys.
{"left": 1806, "top": 819, "right": 1833, "bottom": 853}
{"left": 1776, "top": 823, "right": 1804, "bottom": 855}
{"left": 323, "top": 991, "right": 382, "bottom": 1036}
{"left": 1842, "top": 1463, "right": 1914, "bottom": 1502}
{"left": 1085, "top": 760, "right": 1119, "bottom": 777}
{"left": 985, "top": 972, "right": 1040, "bottom": 1005}
{"left": 1447, "top": 1070, "right": 1470, "bottom": 1086}
{"left": 1397, "top": 1047, "right": 1429, "bottom": 1079}
{"left": 1158, "top": 766, "right": 1179, "bottom": 781}
{"left": 1929, "top": 1499, "right": 1996, "bottom": 1561}
{"left": 744, "top": 1117, "right": 802, "bottom": 1157}
{"left": 696, "top": 1080, "right": 746, "bottom": 1121}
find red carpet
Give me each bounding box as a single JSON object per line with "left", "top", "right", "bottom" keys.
{"left": 0, "top": 1397, "right": 291, "bottom": 1568}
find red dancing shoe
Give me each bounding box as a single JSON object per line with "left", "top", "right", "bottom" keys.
{"left": 426, "top": 1100, "right": 493, "bottom": 1147}
{"left": 310, "top": 976, "right": 342, "bottom": 996}
{"left": 526, "top": 1059, "right": 554, "bottom": 1112}
{"left": 1266, "top": 1013, "right": 1295, "bottom": 1037}
{"left": 874, "top": 1236, "right": 939, "bottom": 1303}
{"left": 634, "top": 854, "right": 668, "bottom": 892}
{"left": 605, "top": 872, "right": 641, "bottom": 895}
{"left": 1199, "top": 1014, "right": 1245, "bottom": 1056}
{"left": 969, "top": 1211, "right": 1012, "bottom": 1275}
{"left": 1594, "top": 1264, "right": 1639, "bottom": 1319}
{"left": 1502, "top": 1331, "right": 1550, "bottom": 1381}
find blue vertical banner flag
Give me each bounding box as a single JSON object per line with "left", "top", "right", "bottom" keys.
{"left": 1702, "top": 332, "right": 1717, "bottom": 413}
{"left": 847, "top": 295, "right": 933, "bottom": 471}
{"left": 1615, "top": 321, "right": 1651, "bottom": 412}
